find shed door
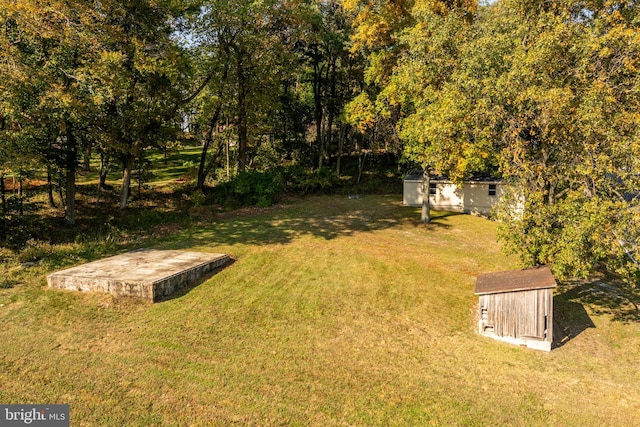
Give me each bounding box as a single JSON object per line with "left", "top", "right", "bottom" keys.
{"left": 485, "top": 289, "right": 550, "bottom": 340}
{"left": 515, "top": 289, "right": 547, "bottom": 339}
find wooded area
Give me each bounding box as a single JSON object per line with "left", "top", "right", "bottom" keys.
{"left": 1, "top": 0, "right": 639, "bottom": 284}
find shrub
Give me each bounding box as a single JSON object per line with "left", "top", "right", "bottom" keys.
{"left": 190, "top": 190, "right": 207, "bottom": 208}
{"left": 18, "top": 239, "right": 54, "bottom": 263}
{"left": 213, "top": 169, "right": 285, "bottom": 208}
{"left": 212, "top": 166, "right": 348, "bottom": 208}
{"left": 0, "top": 276, "right": 14, "bottom": 289}
{"left": 0, "top": 247, "right": 15, "bottom": 263}
{"left": 282, "top": 166, "right": 339, "bottom": 195}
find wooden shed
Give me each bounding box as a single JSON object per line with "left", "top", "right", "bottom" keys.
{"left": 475, "top": 266, "right": 557, "bottom": 351}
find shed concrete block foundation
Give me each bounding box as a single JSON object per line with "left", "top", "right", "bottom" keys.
{"left": 47, "top": 249, "right": 231, "bottom": 302}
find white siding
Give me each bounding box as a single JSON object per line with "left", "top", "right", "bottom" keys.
{"left": 462, "top": 182, "right": 504, "bottom": 216}
{"left": 430, "top": 182, "right": 464, "bottom": 212}
{"left": 403, "top": 178, "right": 504, "bottom": 216}
{"left": 402, "top": 179, "right": 424, "bottom": 207}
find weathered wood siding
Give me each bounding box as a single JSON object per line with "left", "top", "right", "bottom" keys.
{"left": 479, "top": 288, "right": 553, "bottom": 348}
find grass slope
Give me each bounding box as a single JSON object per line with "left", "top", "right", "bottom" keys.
{"left": 1, "top": 196, "right": 639, "bottom": 426}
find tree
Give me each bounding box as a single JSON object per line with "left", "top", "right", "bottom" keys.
{"left": 0, "top": 0, "right": 102, "bottom": 225}
{"left": 343, "top": 0, "right": 413, "bottom": 162}
{"left": 190, "top": 0, "right": 298, "bottom": 183}
{"left": 458, "top": 0, "right": 640, "bottom": 283}
{"left": 91, "top": 0, "right": 189, "bottom": 209}
{"left": 295, "top": 1, "right": 353, "bottom": 170}
{"left": 347, "top": 0, "right": 640, "bottom": 285}
{"left": 346, "top": 0, "right": 480, "bottom": 222}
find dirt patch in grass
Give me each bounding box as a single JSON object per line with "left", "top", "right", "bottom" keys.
{"left": 2, "top": 178, "right": 49, "bottom": 191}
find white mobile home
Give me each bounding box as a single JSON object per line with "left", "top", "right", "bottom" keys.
{"left": 403, "top": 170, "right": 505, "bottom": 216}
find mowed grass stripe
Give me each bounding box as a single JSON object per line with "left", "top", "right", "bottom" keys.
{"left": 0, "top": 195, "right": 639, "bottom": 426}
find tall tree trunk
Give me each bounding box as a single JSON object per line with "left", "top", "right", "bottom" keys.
{"left": 326, "top": 112, "right": 334, "bottom": 168}
{"left": 47, "top": 167, "right": 56, "bottom": 208}
{"left": 197, "top": 55, "right": 228, "bottom": 187}
{"left": 120, "top": 155, "right": 133, "bottom": 209}
{"left": 336, "top": 123, "right": 345, "bottom": 177}
{"left": 96, "top": 153, "right": 109, "bottom": 205}
{"left": 201, "top": 136, "right": 225, "bottom": 188}
{"left": 281, "top": 82, "right": 289, "bottom": 150}
{"left": 65, "top": 165, "right": 76, "bottom": 224}
{"left": 421, "top": 171, "right": 431, "bottom": 224}
{"left": 226, "top": 118, "right": 231, "bottom": 179}
{"left": 325, "top": 58, "right": 337, "bottom": 170}
{"left": 357, "top": 139, "right": 366, "bottom": 184}
{"left": 314, "top": 63, "right": 324, "bottom": 170}
{"left": 315, "top": 110, "right": 323, "bottom": 169}
{"left": 18, "top": 179, "right": 23, "bottom": 216}
{"left": 137, "top": 158, "right": 143, "bottom": 200}
{"left": 58, "top": 172, "right": 65, "bottom": 208}
{"left": 99, "top": 152, "right": 109, "bottom": 190}
{"left": 64, "top": 123, "right": 77, "bottom": 226}
{"left": 0, "top": 173, "right": 5, "bottom": 214}
{"left": 83, "top": 143, "right": 92, "bottom": 171}
{"left": 197, "top": 139, "right": 211, "bottom": 190}
{"left": 197, "top": 106, "right": 222, "bottom": 189}
{"left": 237, "top": 52, "right": 248, "bottom": 173}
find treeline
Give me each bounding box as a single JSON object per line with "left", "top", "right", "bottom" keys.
{"left": 345, "top": 0, "right": 640, "bottom": 283}
{"left": 1, "top": 1, "right": 639, "bottom": 283}
{"left": 0, "top": 0, "right": 382, "bottom": 225}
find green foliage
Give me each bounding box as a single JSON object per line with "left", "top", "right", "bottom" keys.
{"left": 285, "top": 165, "right": 340, "bottom": 195}
{"left": 344, "top": 92, "right": 377, "bottom": 133}
{"left": 394, "top": 5, "right": 495, "bottom": 183}
{"left": 189, "top": 189, "right": 207, "bottom": 208}
{"left": 477, "top": 1, "right": 640, "bottom": 283}
{"left": 214, "top": 169, "right": 286, "bottom": 208}
{"left": 2, "top": 0, "right": 638, "bottom": 286}
{"left": 181, "top": 160, "right": 199, "bottom": 181}
{"left": 211, "top": 166, "right": 344, "bottom": 208}
{"left": 348, "top": 0, "right": 640, "bottom": 283}
{"left": 134, "top": 156, "right": 155, "bottom": 193}
{"left": 18, "top": 239, "right": 54, "bottom": 263}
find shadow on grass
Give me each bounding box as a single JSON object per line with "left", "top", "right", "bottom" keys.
{"left": 552, "top": 277, "right": 640, "bottom": 348}
{"left": 158, "top": 258, "right": 236, "bottom": 303}
{"left": 553, "top": 297, "right": 595, "bottom": 349}
{"left": 165, "top": 197, "right": 459, "bottom": 248}
{"left": 424, "top": 211, "right": 464, "bottom": 229}
{"left": 563, "top": 277, "right": 640, "bottom": 323}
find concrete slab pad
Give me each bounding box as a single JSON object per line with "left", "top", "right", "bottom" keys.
{"left": 47, "top": 249, "right": 231, "bottom": 302}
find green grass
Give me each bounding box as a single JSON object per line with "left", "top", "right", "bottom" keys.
{"left": 1, "top": 196, "right": 639, "bottom": 426}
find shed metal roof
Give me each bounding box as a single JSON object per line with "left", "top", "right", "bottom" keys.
{"left": 474, "top": 266, "right": 557, "bottom": 295}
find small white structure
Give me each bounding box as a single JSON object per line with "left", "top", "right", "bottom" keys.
{"left": 403, "top": 170, "right": 505, "bottom": 216}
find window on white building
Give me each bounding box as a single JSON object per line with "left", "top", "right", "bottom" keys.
{"left": 429, "top": 182, "right": 437, "bottom": 195}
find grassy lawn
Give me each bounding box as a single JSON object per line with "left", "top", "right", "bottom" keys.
{"left": 1, "top": 195, "right": 639, "bottom": 426}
